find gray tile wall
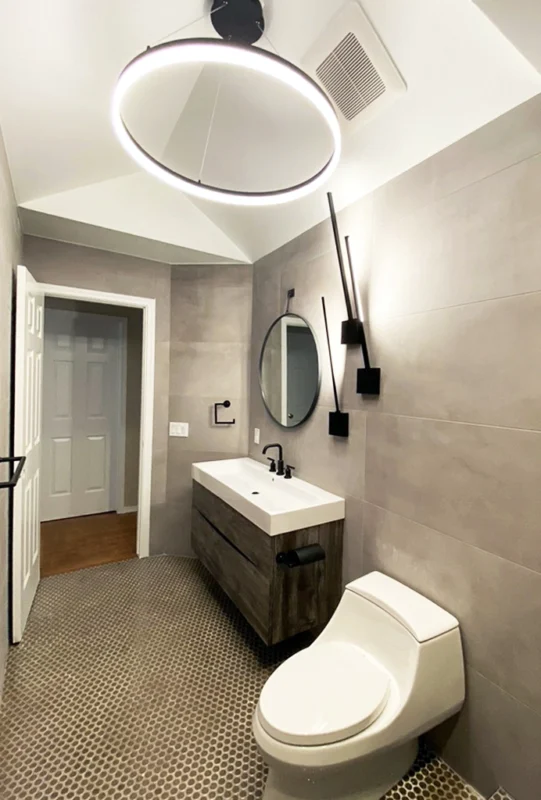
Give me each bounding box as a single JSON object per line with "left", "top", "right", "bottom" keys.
{"left": 0, "top": 126, "right": 21, "bottom": 693}
{"left": 248, "top": 94, "right": 541, "bottom": 800}
{"left": 162, "top": 265, "right": 253, "bottom": 555}
{"left": 22, "top": 236, "right": 171, "bottom": 554}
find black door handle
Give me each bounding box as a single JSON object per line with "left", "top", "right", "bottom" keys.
{"left": 0, "top": 456, "right": 26, "bottom": 490}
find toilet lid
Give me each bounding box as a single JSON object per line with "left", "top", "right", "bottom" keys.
{"left": 257, "top": 642, "right": 390, "bottom": 746}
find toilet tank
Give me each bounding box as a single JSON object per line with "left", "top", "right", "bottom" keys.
{"left": 317, "top": 571, "right": 463, "bottom": 709}
{"left": 346, "top": 572, "right": 459, "bottom": 643}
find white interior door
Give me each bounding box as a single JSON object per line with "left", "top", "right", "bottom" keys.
{"left": 41, "top": 308, "right": 123, "bottom": 521}
{"left": 13, "top": 265, "right": 44, "bottom": 643}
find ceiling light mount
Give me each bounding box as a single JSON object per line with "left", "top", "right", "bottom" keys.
{"left": 211, "top": 0, "right": 265, "bottom": 45}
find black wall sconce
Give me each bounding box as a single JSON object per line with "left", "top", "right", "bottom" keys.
{"left": 322, "top": 297, "right": 349, "bottom": 437}
{"left": 327, "top": 191, "right": 381, "bottom": 396}
{"left": 214, "top": 401, "right": 235, "bottom": 425}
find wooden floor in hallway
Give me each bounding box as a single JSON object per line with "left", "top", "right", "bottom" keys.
{"left": 40, "top": 511, "right": 137, "bottom": 577}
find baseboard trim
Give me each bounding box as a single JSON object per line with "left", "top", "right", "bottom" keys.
{"left": 118, "top": 506, "right": 138, "bottom": 515}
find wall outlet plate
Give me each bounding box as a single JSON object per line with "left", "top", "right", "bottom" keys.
{"left": 170, "top": 422, "right": 189, "bottom": 438}
{"left": 254, "top": 427, "right": 260, "bottom": 445}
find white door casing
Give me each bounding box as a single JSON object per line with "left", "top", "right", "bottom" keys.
{"left": 41, "top": 309, "right": 123, "bottom": 521}
{"left": 13, "top": 265, "right": 44, "bottom": 643}
{"left": 33, "top": 281, "right": 155, "bottom": 558}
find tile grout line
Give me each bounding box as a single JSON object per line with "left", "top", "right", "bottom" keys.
{"left": 361, "top": 499, "right": 541, "bottom": 584}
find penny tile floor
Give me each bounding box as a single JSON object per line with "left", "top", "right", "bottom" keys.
{"left": 0, "top": 556, "right": 485, "bottom": 799}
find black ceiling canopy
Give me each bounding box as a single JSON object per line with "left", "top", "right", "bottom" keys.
{"left": 211, "top": 0, "right": 265, "bottom": 45}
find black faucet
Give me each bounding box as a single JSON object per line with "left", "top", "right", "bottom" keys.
{"left": 262, "top": 443, "right": 285, "bottom": 476}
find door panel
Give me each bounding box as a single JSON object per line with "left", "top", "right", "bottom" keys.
{"left": 86, "top": 362, "right": 106, "bottom": 417}
{"left": 86, "top": 436, "right": 107, "bottom": 491}
{"left": 41, "top": 309, "right": 122, "bottom": 521}
{"left": 13, "top": 265, "right": 44, "bottom": 643}
{"left": 51, "top": 438, "right": 72, "bottom": 495}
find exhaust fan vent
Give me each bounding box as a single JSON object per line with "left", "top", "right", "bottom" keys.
{"left": 304, "top": 3, "right": 406, "bottom": 134}
{"left": 316, "top": 32, "right": 386, "bottom": 121}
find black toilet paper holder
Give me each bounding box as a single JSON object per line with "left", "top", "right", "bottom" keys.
{"left": 276, "top": 544, "right": 326, "bottom": 568}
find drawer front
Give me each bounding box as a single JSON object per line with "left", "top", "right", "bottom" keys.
{"left": 192, "top": 481, "right": 272, "bottom": 573}
{"left": 192, "top": 507, "right": 271, "bottom": 643}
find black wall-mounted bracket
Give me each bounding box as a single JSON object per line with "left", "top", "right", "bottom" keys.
{"left": 0, "top": 456, "right": 26, "bottom": 490}
{"left": 357, "top": 367, "right": 381, "bottom": 396}
{"left": 214, "top": 401, "right": 236, "bottom": 425}
{"left": 284, "top": 288, "right": 295, "bottom": 314}
{"left": 322, "top": 296, "right": 349, "bottom": 437}
{"left": 356, "top": 320, "right": 381, "bottom": 396}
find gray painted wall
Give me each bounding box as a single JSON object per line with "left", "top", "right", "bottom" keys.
{"left": 161, "top": 265, "right": 252, "bottom": 555}
{"left": 249, "top": 94, "right": 541, "bottom": 800}
{"left": 22, "top": 236, "right": 171, "bottom": 554}
{"left": 0, "top": 126, "right": 21, "bottom": 693}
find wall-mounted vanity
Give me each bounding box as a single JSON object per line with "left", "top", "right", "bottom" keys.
{"left": 191, "top": 458, "right": 344, "bottom": 645}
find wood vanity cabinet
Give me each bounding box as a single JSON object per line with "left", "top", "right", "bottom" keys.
{"left": 191, "top": 480, "right": 344, "bottom": 645}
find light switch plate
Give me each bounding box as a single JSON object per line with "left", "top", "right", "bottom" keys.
{"left": 254, "top": 427, "right": 260, "bottom": 445}
{"left": 170, "top": 422, "right": 189, "bottom": 438}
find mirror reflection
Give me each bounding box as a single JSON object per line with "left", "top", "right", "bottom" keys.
{"left": 259, "top": 313, "right": 320, "bottom": 428}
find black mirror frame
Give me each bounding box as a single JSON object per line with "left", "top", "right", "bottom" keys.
{"left": 258, "top": 312, "right": 321, "bottom": 430}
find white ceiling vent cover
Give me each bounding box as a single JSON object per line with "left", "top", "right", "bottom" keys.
{"left": 303, "top": 2, "right": 406, "bottom": 133}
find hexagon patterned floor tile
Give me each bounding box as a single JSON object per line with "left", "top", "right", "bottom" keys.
{"left": 0, "top": 556, "right": 482, "bottom": 799}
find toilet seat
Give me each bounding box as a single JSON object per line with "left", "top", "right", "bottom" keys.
{"left": 257, "top": 642, "right": 390, "bottom": 746}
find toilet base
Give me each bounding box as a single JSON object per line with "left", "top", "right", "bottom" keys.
{"left": 261, "top": 739, "right": 418, "bottom": 800}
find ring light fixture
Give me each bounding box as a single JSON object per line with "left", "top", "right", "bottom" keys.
{"left": 111, "top": 38, "right": 342, "bottom": 207}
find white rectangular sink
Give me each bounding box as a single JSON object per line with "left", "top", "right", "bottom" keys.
{"left": 192, "top": 457, "right": 345, "bottom": 536}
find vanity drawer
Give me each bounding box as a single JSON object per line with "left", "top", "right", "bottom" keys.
{"left": 192, "top": 507, "right": 271, "bottom": 642}
{"left": 192, "top": 481, "right": 272, "bottom": 573}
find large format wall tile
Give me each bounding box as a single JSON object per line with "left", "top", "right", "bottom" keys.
{"left": 365, "top": 413, "right": 541, "bottom": 572}
{"left": 168, "top": 395, "right": 248, "bottom": 455}
{"left": 171, "top": 265, "right": 252, "bottom": 344}
{"left": 371, "top": 154, "right": 541, "bottom": 319}
{"left": 169, "top": 342, "right": 249, "bottom": 399}
{"left": 364, "top": 291, "right": 541, "bottom": 430}
{"left": 377, "top": 93, "right": 541, "bottom": 222}
{"left": 430, "top": 668, "right": 541, "bottom": 800}
{"left": 362, "top": 502, "right": 541, "bottom": 715}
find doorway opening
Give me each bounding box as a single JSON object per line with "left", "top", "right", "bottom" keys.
{"left": 39, "top": 297, "right": 143, "bottom": 577}
{"left": 12, "top": 267, "right": 156, "bottom": 643}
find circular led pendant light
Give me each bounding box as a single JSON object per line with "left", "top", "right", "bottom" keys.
{"left": 112, "top": 15, "right": 341, "bottom": 206}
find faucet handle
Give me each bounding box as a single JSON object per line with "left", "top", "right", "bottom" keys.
{"left": 284, "top": 464, "right": 295, "bottom": 479}
{"left": 267, "top": 458, "right": 276, "bottom": 473}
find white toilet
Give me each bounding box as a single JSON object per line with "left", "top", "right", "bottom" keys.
{"left": 253, "top": 572, "right": 465, "bottom": 800}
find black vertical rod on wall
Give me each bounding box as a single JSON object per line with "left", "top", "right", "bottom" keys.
{"left": 321, "top": 297, "right": 341, "bottom": 413}
{"left": 344, "top": 235, "right": 360, "bottom": 320}
{"left": 344, "top": 235, "right": 371, "bottom": 369}
{"left": 327, "top": 192, "right": 353, "bottom": 320}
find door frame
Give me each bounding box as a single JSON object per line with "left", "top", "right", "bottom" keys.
{"left": 37, "top": 282, "right": 155, "bottom": 558}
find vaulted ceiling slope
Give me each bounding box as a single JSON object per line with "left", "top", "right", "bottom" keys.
{"left": 0, "top": 0, "right": 540, "bottom": 266}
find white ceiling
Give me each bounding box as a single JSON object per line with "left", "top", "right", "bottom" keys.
{"left": 0, "top": 0, "right": 540, "bottom": 265}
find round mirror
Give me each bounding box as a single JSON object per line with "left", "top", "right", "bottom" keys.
{"left": 259, "top": 313, "right": 320, "bottom": 428}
